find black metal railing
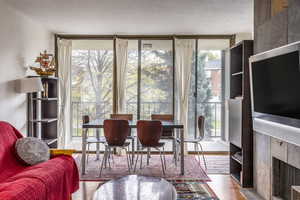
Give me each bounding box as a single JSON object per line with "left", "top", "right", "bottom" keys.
{"left": 71, "top": 101, "right": 222, "bottom": 138}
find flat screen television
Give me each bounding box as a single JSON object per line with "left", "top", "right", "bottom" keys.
{"left": 250, "top": 42, "right": 300, "bottom": 126}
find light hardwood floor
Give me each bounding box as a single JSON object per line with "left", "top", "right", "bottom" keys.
{"left": 73, "top": 175, "right": 245, "bottom": 200}
{"left": 208, "top": 175, "right": 246, "bottom": 200}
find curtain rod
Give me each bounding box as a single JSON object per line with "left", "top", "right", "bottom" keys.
{"left": 55, "top": 34, "right": 235, "bottom": 40}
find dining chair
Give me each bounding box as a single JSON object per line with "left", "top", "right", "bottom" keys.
{"left": 110, "top": 114, "right": 135, "bottom": 162}
{"left": 182, "top": 116, "right": 207, "bottom": 169}
{"left": 151, "top": 114, "right": 179, "bottom": 165}
{"left": 99, "top": 119, "right": 132, "bottom": 176}
{"left": 83, "top": 115, "right": 106, "bottom": 164}
{"left": 134, "top": 120, "right": 166, "bottom": 175}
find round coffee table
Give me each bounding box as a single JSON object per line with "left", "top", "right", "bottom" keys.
{"left": 93, "top": 175, "right": 177, "bottom": 200}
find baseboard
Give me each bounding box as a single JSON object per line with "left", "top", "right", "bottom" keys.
{"left": 240, "top": 188, "right": 265, "bottom": 200}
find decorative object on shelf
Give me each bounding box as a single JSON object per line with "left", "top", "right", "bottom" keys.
{"left": 42, "top": 82, "right": 49, "bottom": 98}
{"left": 30, "top": 50, "right": 56, "bottom": 76}
{"left": 15, "top": 137, "right": 50, "bottom": 165}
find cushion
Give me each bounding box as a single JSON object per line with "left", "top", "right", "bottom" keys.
{"left": 15, "top": 137, "right": 50, "bottom": 165}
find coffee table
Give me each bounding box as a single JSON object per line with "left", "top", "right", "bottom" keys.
{"left": 93, "top": 175, "right": 177, "bottom": 200}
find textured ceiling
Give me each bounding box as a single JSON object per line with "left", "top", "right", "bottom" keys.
{"left": 5, "top": 0, "right": 253, "bottom": 35}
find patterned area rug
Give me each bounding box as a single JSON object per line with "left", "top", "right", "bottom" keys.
{"left": 205, "top": 155, "right": 229, "bottom": 174}
{"left": 76, "top": 154, "right": 212, "bottom": 182}
{"left": 93, "top": 179, "right": 219, "bottom": 200}
{"left": 171, "top": 180, "right": 219, "bottom": 200}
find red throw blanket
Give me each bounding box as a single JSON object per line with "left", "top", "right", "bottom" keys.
{"left": 0, "top": 121, "right": 79, "bottom": 200}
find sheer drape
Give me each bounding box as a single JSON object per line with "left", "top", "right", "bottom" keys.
{"left": 175, "top": 39, "right": 194, "bottom": 139}
{"left": 58, "top": 39, "right": 72, "bottom": 148}
{"left": 116, "top": 38, "right": 129, "bottom": 113}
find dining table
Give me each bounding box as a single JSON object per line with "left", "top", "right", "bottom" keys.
{"left": 81, "top": 120, "right": 185, "bottom": 175}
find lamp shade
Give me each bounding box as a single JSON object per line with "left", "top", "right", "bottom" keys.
{"left": 16, "top": 77, "right": 44, "bottom": 93}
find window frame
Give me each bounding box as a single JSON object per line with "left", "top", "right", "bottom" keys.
{"left": 55, "top": 34, "right": 235, "bottom": 139}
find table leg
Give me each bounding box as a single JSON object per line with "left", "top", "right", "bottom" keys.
{"left": 147, "top": 147, "right": 150, "bottom": 165}
{"left": 81, "top": 128, "right": 88, "bottom": 175}
{"left": 180, "top": 128, "right": 184, "bottom": 175}
{"left": 96, "top": 129, "right": 100, "bottom": 160}
{"left": 131, "top": 138, "right": 135, "bottom": 164}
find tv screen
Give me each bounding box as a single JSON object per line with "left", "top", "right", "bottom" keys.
{"left": 251, "top": 51, "right": 300, "bottom": 120}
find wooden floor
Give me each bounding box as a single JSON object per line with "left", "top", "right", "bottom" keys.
{"left": 208, "top": 175, "right": 246, "bottom": 200}
{"left": 73, "top": 175, "right": 245, "bottom": 200}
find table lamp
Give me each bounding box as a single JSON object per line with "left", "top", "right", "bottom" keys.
{"left": 16, "top": 77, "right": 44, "bottom": 137}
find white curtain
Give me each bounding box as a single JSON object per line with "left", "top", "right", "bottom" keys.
{"left": 57, "top": 39, "right": 72, "bottom": 148}
{"left": 116, "top": 38, "right": 128, "bottom": 113}
{"left": 175, "top": 39, "right": 194, "bottom": 139}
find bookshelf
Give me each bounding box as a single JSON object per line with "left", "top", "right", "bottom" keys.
{"left": 228, "top": 40, "right": 253, "bottom": 187}
{"left": 29, "top": 76, "right": 58, "bottom": 148}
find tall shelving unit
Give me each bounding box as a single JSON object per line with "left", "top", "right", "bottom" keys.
{"left": 228, "top": 40, "right": 253, "bottom": 187}
{"left": 29, "top": 76, "right": 58, "bottom": 148}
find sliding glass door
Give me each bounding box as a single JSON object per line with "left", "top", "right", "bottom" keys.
{"left": 188, "top": 39, "right": 229, "bottom": 140}
{"left": 124, "top": 39, "right": 174, "bottom": 120}
{"left": 69, "top": 38, "right": 229, "bottom": 142}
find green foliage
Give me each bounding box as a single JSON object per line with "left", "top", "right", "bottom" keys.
{"left": 71, "top": 46, "right": 221, "bottom": 138}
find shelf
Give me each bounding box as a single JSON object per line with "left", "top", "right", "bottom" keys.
{"left": 27, "top": 76, "right": 58, "bottom": 80}
{"left": 231, "top": 173, "right": 241, "bottom": 184}
{"left": 32, "top": 97, "right": 58, "bottom": 101}
{"left": 30, "top": 118, "right": 58, "bottom": 123}
{"left": 43, "top": 138, "right": 58, "bottom": 145}
{"left": 231, "top": 71, "right": 243, "bottom": 76}
{"left": 231, "top": 155, "right": 243, "bottom": 165}
{"left": 229, "top": 40, "right": 253, "bottom": 188}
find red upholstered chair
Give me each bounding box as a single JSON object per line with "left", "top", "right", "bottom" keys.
{"left": 134, "top": 120, "right": 166, "bottom": 175}
{"left": 0, "top": 121, "right": 79, "bottom": 200}
{"left": 99, "top": 119, "right": 132, "bottom": 176}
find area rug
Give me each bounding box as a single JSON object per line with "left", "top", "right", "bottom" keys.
{"left": 205, "top": 155, "right": 229, "bottom": 174}
{"left": 75, "top": 154, "right": 211, "bottom": 182}
{"left": 94, "top": 179, "right": 219, "bottom": 200}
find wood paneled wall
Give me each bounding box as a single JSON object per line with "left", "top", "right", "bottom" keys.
{"left": 254, "top": 0, "right": 300, "bottom": 53}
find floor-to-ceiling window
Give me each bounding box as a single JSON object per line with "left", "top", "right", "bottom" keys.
{"left": 71, "top": 40, "right": 114, "bottom": 138}
{"left": 188, "top": 39, "right": 229, "bottom": 141}
{"left": 124, "top": 40, "right": 139, "bottom": 119}
{"left": 140, "top": 40, "right": 173, "bottom": 119}
{"left": 66, "top": 36, "right": 231, "bottom": 151}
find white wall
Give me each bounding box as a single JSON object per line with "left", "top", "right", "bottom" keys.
{"left": 0, "top": 0, "right": 53, "bottom": 133}
{"left": 235, "top": 32, "right": 253, "bottom": 43}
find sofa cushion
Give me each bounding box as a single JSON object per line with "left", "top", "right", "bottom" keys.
{"left": 15, "top": 137, "right": 50, "bottom": 165}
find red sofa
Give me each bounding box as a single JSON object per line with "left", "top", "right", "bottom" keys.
{"left": 0, "top": 121, "right": 79, "bottom": 200}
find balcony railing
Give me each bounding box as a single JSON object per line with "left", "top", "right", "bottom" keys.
{"left": 71, "top": 101, "right": 222, "bottom": 138}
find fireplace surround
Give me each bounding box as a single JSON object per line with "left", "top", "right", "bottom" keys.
{"left": 273, "top": 157, "right": 300, "bottom": 200}
{"left": 252, "top": 117, "right": 300, "bottom": 200}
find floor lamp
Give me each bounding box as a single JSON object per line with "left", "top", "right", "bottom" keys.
{"left": 16, "top": 77, "right": 44, "bottom": 137}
